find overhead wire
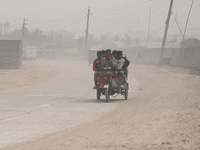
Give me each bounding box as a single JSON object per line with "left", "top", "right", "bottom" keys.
{"left": 26, "top": 0, "right": 166, "bottom": 36}
{"left": 91, "top": 0, "right": 163, "bottom": 28}
{"left": 29, "top": 14, "right": 85, "bottom": 25}
{"left": 89, "top": 0, "right": 169, "bottom": 37}
{"left": 92, "top": 0, "right": 156, "bottom": 17}
{"left": 191, "top": 1, "right": 200, "bottom": 12}
{"left": 26, "top": 7, "right": 87, "bottom": 31}
{"left": 21, "top": 0, "right": 200, "bottom": 38}
{"left": 92, "top": 0, "right": 143, "bottom": 13}
{"left": 126, "top": 0, "right": 166, "bottom": 31}
{"left": 30, "top": 8, "right": 87, "bottom": 23}
{"left": 28, "top": 15, "right": 87, "bottom": 31}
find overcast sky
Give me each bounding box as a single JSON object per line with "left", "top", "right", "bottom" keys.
{"left": 0, "top": 0, "right": 200, "bottom": 39}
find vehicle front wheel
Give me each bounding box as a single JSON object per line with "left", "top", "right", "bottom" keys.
{"left": 105, "top": 88, "right": 110, "bottom": 102}
{"left": 125, "top": 89, "right": 128, "bottom": 100}
{"left": 97, "top": 89, "right": 101, "bottom": 100}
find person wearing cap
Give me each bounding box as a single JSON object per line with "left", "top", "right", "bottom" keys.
{"left": 93, "top": 51, "right": 102, "bottom": 89}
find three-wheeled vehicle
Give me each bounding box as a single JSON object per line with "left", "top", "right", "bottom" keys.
{"left": 95, "top": 67, "right": 129, "bottom": 102}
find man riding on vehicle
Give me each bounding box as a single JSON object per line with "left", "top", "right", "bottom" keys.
{"left": 122, "top": 53, "right": 130, "bottom": 76}
{"left": 93, "top": 51, "right": 102, "bottom": 89}
{"left": 112, "top": 50, "right": 117, "bottom": 59}
{"left": 93, "top": 49, "right": 129, "bottom": 101}
{"left": 101, "top": 49, "right": 116, "bottom": 68}
{"left": 115, "top": 51, "right": 125, "bottom": 79}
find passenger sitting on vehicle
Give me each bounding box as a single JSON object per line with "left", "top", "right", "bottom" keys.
{"left": 122, "top": 53, "right": 130, "bottom": 76}
{"left": 114, "top": 51, "right": 125, "bottom": 83}
{"left": 112, "top": 50, "right": 117, "bottom": 59}
{"left": 93, "top": 51, "right": 102, "bottom": 89}
{"left": 101, "top": 49, "right": 115, "bottom": 68}
{"left": 106, "top": 49, "right": 112, "bottom": 56}
{"left": 100, "top": 49, "right": 117, "bottom": 77}
{"left": 101, "top": 50, "right": 106, "bottom": 57}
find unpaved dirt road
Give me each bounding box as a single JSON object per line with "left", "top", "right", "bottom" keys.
{"left": 0, "top": 59, "right": 200, "bottom": 150}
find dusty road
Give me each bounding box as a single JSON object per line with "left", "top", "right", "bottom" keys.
{"left": 0, "top": 59, "right": 200, "bottom": 150}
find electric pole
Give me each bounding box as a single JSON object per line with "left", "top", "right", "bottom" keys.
{"left": 159, "top": 0, "right": 173, "bottom": 66}
{"left": 147, "top": 8, "right": 151, "bottom": 48}
{"left": 84, "top": 6, "right": 90, "bottom": 58}
{"left": 178, "top": 0, "right": 195, "bottom": 65}
{"left": 14, "top": 20, "right": 16, "bottom": 31}
{"left": 21, "top": 18, "right": 27, "bottom": 47}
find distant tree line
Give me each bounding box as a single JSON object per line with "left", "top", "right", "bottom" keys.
{"left": 0, "top": 28, "right": 170, "bottom": 49}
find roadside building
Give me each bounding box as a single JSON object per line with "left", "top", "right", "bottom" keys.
{"left": 180, "top": 38, "right": 200, "bottom": 48}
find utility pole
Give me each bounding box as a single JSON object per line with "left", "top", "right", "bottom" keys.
{"left": 84, "top": 6, "right": 90, "bottom": 58}
{"left": 178, "top": 0, "right": 195, "bottom": 65}
{"left": 159, "top": 0, "right": 173, "bottom": 66}
{"left": 147, "top": 8, "right": 151, "bottom": 48}
{"left": 14, "top": 20, "right": 16, "bottom": 31}
{"left": 21, "top": 18, "right": 27, "bottom": 47}
{"left": 183, "top": 0, "right": 195, "bottom": 40}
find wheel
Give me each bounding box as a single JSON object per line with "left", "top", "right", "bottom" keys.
{"left": 97, "top": 89, "right": 101, "bottom": 100}
{"left": 125, "top": 89, "right": 128, "bottom": 100}
{"left": 105, "top": 88, "right": 110, "bottom": 102}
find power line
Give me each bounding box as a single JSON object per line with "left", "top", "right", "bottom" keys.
{"left": 172, "top": 12, "right": 184, "bottom": 37}
{"left": 93, "top": 0, "right": 160, "bottom": 17}
{"left": 29, "top": 8, "right": 87, "bottom": 24}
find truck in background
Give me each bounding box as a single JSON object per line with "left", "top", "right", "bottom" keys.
{"left": 0, "top": 40, "right": 22, "bottom": 69}
{"left": 22, "top": 46, "right": 37, "bottom": 61}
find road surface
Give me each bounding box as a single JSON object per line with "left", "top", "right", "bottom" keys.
{"left": 0, "top": 59, "right": 200, "bottom": 150}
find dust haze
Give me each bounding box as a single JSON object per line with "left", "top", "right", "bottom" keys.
{"left": 0, "top": 0, "right": 200, "bottom": 150}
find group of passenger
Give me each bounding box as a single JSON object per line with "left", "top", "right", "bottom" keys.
{"left": 93, "top": 49, "right": 130, "bottom": 89}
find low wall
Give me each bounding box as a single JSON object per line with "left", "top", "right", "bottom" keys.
{"left": 179, "top": 48, "right": 200, "bottom": 68}
{"left": 124, "top": 47, "right": 200, "bottom": 68}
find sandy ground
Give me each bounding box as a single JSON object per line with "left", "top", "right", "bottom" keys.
{"left": 0, "top": 60, "right": 57, "bottom": 92}
{"left": 0, "top": 59, "right": 200, "bottom": 150}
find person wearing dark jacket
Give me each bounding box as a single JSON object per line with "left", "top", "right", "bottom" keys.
{"left": 122, "top": 55, "right": 130, "bottom": 76}
{"left": 93, "top": 51, "right": 101, "bottom": 89}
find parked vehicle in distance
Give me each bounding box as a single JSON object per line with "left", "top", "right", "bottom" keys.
{"left": 22, "top": 46, "right": 37, "bottom": 61}
{"left": 0, "top": 40, "right": 22, "bottom": 69}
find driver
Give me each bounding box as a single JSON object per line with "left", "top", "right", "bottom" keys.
{"left": 99, "top": 49, "right": 118, "bottom": 78}
{"left": 101, "top": 50, "right": 115, "bottom": 68}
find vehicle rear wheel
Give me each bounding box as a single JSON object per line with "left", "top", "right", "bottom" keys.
{"left": 97, "top": 89, "right": 101, "bottom": 100}
{"left": 125, "top": 89, "right": 128, "bottom": 100}
{"left": 105, "top": 88, "right": 110, "bottom": 102}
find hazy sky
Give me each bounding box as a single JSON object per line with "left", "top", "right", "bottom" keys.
{"left": 1, "top": 0, "right": 200, "bottom": 39}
